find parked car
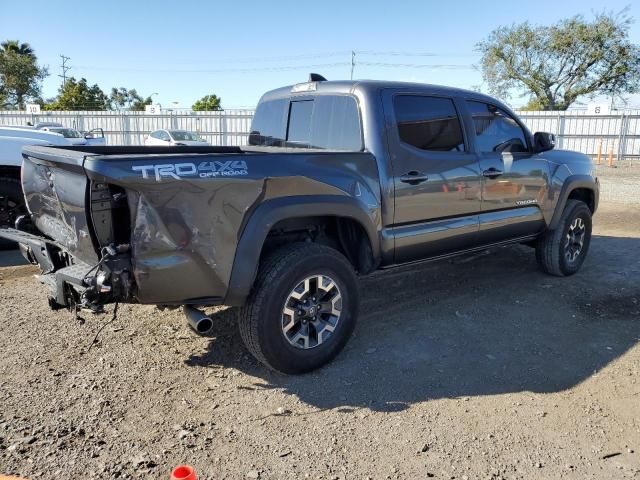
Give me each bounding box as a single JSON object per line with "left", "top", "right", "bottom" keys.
{"left": 144, "top": 129, "right": 209, "bottom": 146}
{"left": 0, "top": 127, "right": 72, "bottom": 249}
{"left": 1, "top": 78, "right": 599, "bottom": 374}
{"left": 38, "top": 124, "right": 106, "bottom": 146}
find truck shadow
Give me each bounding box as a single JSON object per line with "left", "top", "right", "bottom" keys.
{"left": 186, "top": 235, "right": 640, "bottom": 412}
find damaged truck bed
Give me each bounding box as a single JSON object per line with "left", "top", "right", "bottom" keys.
{"left": 9, "top": 144, "right": 380, "bottom": 310}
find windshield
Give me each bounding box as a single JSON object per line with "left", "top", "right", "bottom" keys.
{"left": 50, "top": 128, "right": 82, "bottom": 138}
{"left": 170, "top": 131, "right": 203, "bottom": 141}
{"left": 249, "top": 95, "right": 362, "bottom": 150}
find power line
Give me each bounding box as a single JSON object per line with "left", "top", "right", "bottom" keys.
{"left": 356, "top": 50, "right": 477, "bottom": 57}
{"left": 59, "top": 55, "right": 71, "bottom": 88}
{"left": 73, "top": 62, "right": 350, "bottom": 74}
{"left": 359, "top": 61, "right": 476, "bottom": 70}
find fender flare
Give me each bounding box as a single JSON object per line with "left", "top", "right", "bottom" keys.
{"left": 224, "top": 195, "right": 380, "bottom": 306}
{"left": 548, "top": 174, "right": 599, "bottom": 230}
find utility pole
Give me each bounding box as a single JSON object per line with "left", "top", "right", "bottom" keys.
{"left": 59, "top": 55, "right": 71, "bottom": 88}
{"left": 350, "top": 51, "right": 356, "bottom": 80}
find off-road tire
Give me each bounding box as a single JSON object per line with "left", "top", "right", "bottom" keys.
{"left": 0, "top": 176, "right": 26, "bottom": 250}
{"left": 536, "top": 199, "right": 592, "bottom": 276}
{"left": 238, "top": 243, "right": 359, "bottom": 374}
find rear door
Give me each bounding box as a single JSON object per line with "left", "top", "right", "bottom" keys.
{"left": 463, "top": 100, "right": 548, "bottom": 243}
{"left": 383, "top": 90, "right": 482, "bottom": 263}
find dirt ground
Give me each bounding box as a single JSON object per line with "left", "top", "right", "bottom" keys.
{"left": 1, "top": 202, "right": 639, "bottom": 480}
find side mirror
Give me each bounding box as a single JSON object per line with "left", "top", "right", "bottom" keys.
{"left": 534, "top": 132, "right": 556, "bottom": 153}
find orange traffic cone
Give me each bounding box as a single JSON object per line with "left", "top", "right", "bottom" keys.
{"left": 170, "top": 465, "right": 197, "bottom": 480}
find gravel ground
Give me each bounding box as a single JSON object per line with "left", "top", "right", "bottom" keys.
{"left": 1, "top": 202, "right": 639, "bottom": 480}
{"left": 596, "top": 164, "right": 640, "bottom": 204}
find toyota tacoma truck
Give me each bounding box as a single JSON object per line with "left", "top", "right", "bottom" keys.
{"left": 0, "top": 78, "right": 599, "bottom": 374}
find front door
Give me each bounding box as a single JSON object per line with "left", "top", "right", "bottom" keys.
{"left": 463, "top": 100, "right": 548, "bottom": 243}
{"left": 383, "top": 91, "right": 482, "bottom": 263}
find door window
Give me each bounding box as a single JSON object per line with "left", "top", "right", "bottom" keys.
{"left": 393, "top": 95, "right": 465, "bottom": 152}
{"left": 466, "top": 101, "right": 528, "bottom": 153}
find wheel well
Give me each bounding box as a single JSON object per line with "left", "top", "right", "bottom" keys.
{"left": 567, "top": 188, "right": 595, "bottom": 212}
{"left": 0, "top": 166, "right": 21, "bottom": 181}
{"left": 261, "top": 216, "right": 376, "bottom": 274}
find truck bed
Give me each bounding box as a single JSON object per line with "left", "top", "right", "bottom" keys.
{"left": 15, "top": 144, "right": 380, "bottom": 307}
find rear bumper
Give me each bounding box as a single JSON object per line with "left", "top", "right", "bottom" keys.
{"left": 0, "top": 227, "right": 57, "bottom": 273}
{"left": 0, "top": 227, "right": 223, "bottom": 310}
{"left": 0, "top": 227, "right": 93, "bottom": 308}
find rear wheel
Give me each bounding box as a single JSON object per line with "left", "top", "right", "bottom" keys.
{"left": 0, "top": 176, "right": 26, "bottom": 250}
{"left": 238, "top": 243, "right": 359, "bottom": 374}
{"left": 536, "top": 199, "right": 592, "bottom": 276}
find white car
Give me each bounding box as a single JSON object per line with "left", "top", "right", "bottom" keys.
{"left": 144, "top": 129, "right": 210, "bottom": 146}
{"left": 39, "top": 125, "right": 106, "bottom": 146}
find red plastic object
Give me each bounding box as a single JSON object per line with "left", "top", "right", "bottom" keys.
{"left": 170, "top": 465, "right": 197, "bottom": 480}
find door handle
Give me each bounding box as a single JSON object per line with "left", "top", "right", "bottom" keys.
{"left": 400, "top": 171, "right": 429, "bottom": 185}
{"left": 482, "top": 168, "right": 503, "bottom": 178}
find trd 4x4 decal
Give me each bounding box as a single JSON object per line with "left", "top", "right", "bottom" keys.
{"left": 131, "top": 160, "right": 248, "bottom": 181}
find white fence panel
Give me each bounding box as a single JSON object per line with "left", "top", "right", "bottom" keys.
{"left": 1, "top": 109, "right": 639, "bottom": 163}
{"left": 0, "top": 109, "right": 256, "bottom": 146}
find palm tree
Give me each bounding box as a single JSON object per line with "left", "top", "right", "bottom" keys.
{"left": 0, "top": 40, "right": 43, "bottom": 109}
{"left": 0, "top": 40, "right": 35, "bottom": 58}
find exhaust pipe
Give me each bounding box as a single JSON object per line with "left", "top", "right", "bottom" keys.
{"left": 183, "top": 306, "right": 214, "bottom": 334}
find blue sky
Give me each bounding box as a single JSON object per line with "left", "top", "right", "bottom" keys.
{"left": 3, "top": 0, "right": 639, "bottom": 108}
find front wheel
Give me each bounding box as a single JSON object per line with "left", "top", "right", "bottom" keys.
{"left": 536, "top": 199, "right": 592, "bottom": 276}
{"left": 238, "top": 243, "right": 359, "bottom": 374}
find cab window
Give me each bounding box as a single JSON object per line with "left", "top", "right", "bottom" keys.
{"left": 393, "top": 95, "right": 465, "bottom": 152}
{"left": 466, "top": 101, "right": 528, "bottom": 153}
{"left": 250, "top": 95, "right": 362, "bottom": 151}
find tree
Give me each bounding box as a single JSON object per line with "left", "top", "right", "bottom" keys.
{"left": 131, "top": 96, "right": 153, "bottom": 111}
{"left": 192, "top": 94, "right": 222, "bottom": 111}
{"left": 0, "top": 40, "right": 48, "bottom": 109}
{"left": 477, "top": 11, "right": 640, "bottom": 110}
{"left": 44, "top": 77, "right": 109, "bottom": 110}
{"left": 109, "top": 87, "right": 153, "bottom": 111}
{"left": 1, "top": 40, "right": 34, "bottom": 57}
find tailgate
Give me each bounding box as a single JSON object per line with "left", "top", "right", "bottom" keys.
{"left": 21, "top": 146, "right": 99, "bottom": 264}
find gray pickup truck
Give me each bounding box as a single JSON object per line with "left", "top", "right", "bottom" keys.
{"left": 1, "top": 78, "right": 599, "bottom": 373}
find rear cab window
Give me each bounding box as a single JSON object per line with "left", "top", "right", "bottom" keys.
{"left": 392, "top": 95, "right": 466, "bottom": 152}
{"left": 249, "top": 95, "right": 362, "bottom": 151}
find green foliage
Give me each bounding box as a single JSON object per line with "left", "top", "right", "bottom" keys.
{"left": 477, "top": 10, "right": 640, "bottom": 110}
{"left": 192, "top": 94, "right": 222, "bottom": 111}
{"left": 109, "top": 87, "right": 153, "bottom": 111}
{"left": 131, "top": 96, "right": 153, "bottom": 111}
{"left": 0, "top": 40, "right": 48, "bottom": 109}
{"left": 44, "top": 77, "right": 109, "bottom": 111}
{"left": 1, "top": 40, "right": 34, "bottom": 57}
{"left": 519, "top": 98, "right": 548, "bottom": 111}
{"left": 109, "top": 87, "right": 139, "bottom": 110}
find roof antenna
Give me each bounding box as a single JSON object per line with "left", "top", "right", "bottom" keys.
{"left": 308, "top": 73, "right": 327, "bottom": 82}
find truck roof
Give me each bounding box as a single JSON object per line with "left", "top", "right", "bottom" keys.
{"left": 259, "top": 79, "right": 512, "bottom": 112}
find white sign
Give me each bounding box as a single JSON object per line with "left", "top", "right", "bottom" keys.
{"left": 25, "top": 103, "right": 41, "bottom": 114}
{"left": 145, "top": 104, "right": 161, "bottom": 114}
{"left": 587, "top": 103, "right": 610, "bottom": 115}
